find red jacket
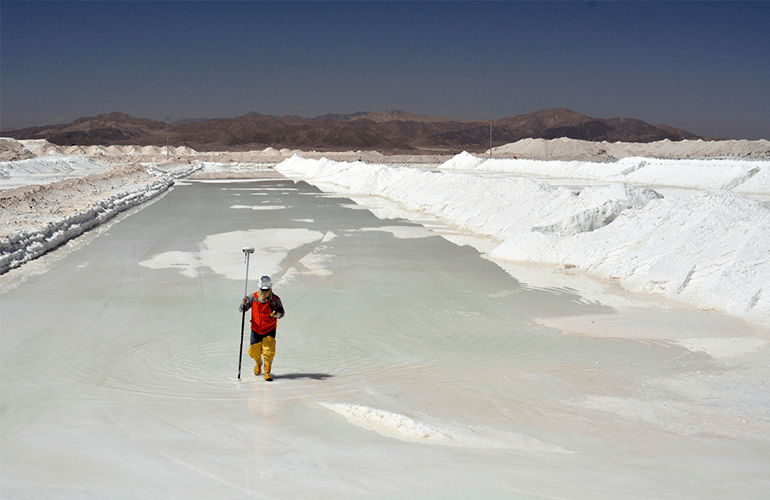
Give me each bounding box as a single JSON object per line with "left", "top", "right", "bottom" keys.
{"left": 249, "top": 292, "right": 284, "bottom": 335}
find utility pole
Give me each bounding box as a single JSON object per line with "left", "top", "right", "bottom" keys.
{"left": 489, "top": 120, "right": 492, "bottom": 158}
{"left": 166, "top": 117, "right": 170, "bottom": 156}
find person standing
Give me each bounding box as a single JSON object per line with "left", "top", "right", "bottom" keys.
{"left": 240, "top": 275, "right": 285, "bottom": 381}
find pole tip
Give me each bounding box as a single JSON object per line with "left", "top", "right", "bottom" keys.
{"left": 242, "top": 247, "right": 255, "bottom": 254}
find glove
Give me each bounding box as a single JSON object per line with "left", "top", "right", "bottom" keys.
{"left": 270, "top": 310, "right": 282, "bottom": 319}
{"left": 239, "top": 296, "right": 250, "bottom": 312}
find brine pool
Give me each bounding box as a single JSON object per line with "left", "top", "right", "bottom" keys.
{"left": 2, "top": 178, "right": 768, "bottom": 499}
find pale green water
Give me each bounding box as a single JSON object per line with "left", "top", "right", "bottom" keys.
{"left": 2, "top": 179, "right": 768, "bottom": 499}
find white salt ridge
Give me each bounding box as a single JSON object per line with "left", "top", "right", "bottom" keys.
{"left": 491, "top": 191, "right": 770, "bottom": 323}
{"left": 319, "top": 403, "right": 568, "bottom": 452}
{"left": 1, "top": 162, "right": 202, "bottom": 275}
{"left": 0, "top": 155, "right": 112, "bottom": 188}
{"left": 735, "top": 165, "right": 770, "bottom": 195}
{"left": 230, "top": 205, "right": 287, "bottom": 210}
{"left": 278, "top": 155, "right": 662, "bottom": 239}
{"left": 15, "top": 139, "right": 197, "bottom": 157}
{"left": 276, "top": 154, "right": 770, "bottom": 326}
{"left": 0, "top": 137, "right": 35, "bottom": 161}
{"left": 11, "top": 138, "right": 47, "bottom": 153}
{"left": 674, "top": 338, "right": 769, "bottom": 359}
{"left": 443, "top": 154, "right": 769, "bottom": 193}
{"left": 194, "top": 161, "right": 279, "bottom": 176}
{"left": 491, "top": 137, "right": 770, "bottom": 160}
{"left": 320, "top": 403, "right": 449, "bottom": 443}
{"left": 1, "top": 179, "right": 172, "bottom": 274}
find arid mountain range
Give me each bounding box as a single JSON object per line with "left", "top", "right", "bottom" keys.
{"left": 7, "top": 108, "right": 702, "bottom": 153}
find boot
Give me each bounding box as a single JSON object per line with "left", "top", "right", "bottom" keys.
{"left": 262, "top": 336, "right": 276, "bottom": 381}
{"left": 248, "top": 343, "right": 262, "bottom": 376}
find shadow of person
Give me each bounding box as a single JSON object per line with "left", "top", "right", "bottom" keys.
{"left": 271, "top": 373, "right": 334, "bottom": 381}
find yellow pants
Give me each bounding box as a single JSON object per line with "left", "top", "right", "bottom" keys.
{"left": 248, "top": 336, "right": 276, "bottom": 379}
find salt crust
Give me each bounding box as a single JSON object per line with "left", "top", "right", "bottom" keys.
{"left": 138, "top": 229, "right": 324, "bottom": 280}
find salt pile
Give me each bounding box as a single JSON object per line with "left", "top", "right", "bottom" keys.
{"left": 13, "top": 139, "right": 198, "bottom": 157}
{"left": 0, "top": 155, "right": 113, "bottom": 189}
{"left": 0, "top": 138, "right": 35, "bottom": 161}
{"left": 276, "top": 154, "right": 770, "bottom": 326}
{"left": 491, "top": 137, "right": 770, "bottom": 160}
{"left": 443, "top": 152, "right": 770, "bottom": 193}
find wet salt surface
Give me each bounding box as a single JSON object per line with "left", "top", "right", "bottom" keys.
{"left": 2, "top": 180, "right": 769, "bottom": 499}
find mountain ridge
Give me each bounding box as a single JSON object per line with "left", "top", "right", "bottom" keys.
{"left": 6, "top": 108, "right": 702, "bottom": 152}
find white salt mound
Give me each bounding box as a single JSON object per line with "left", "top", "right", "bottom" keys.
{"left": 319, "top": 403, "right": 449, "bottom": 443}
{"left": 490, "top": 137, "right": 770, "bottom": 160}
{"left": 0, "top": 156, "right": 112, "bottom": 188}
{"left": 0, "top": 138, "right": 35, "bottom": 161}
{"left": 319, "top": 402, "right": 570, "bottom": 451}
{"left": 277, "top": 154, "right": 770, "bottom": 327}
{"left": 442, "top": 153, "right": 769, "bottom": 193}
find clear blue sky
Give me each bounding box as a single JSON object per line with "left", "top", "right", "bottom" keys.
{"left": 2, "top": 1, "right": 769, "bottom": 139}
